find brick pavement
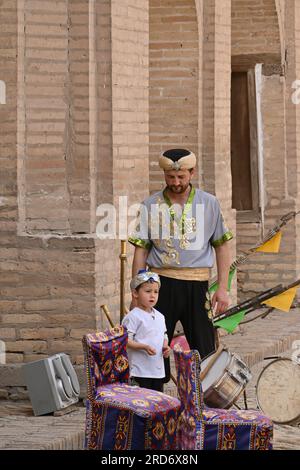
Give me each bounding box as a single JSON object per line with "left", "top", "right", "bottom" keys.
{"left": 0, "top": 307, "right": 299, "bottom": 450}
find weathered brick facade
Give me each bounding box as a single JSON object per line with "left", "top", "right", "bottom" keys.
{"left": 232, "top": 0, "right": 281, "bottom": 57}
{"left": 1, "top": 0, "right": 300, "bottom": 396}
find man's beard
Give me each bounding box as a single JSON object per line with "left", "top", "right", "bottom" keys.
{"left": 167, "top": 182, "right": 190, "bottom": 194}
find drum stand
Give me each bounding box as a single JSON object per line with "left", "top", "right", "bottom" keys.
{"left": 233, "top": 390, "right": 248, "bottom": 410}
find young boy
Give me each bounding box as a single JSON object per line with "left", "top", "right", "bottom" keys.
{"left": 122, "top": 270, "right": 170, "bottom": 392}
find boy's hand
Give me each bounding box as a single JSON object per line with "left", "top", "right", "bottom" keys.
{"left": 163, "top": 345, "right": 171, "bottom": 358}
{"left": 144, "top": 345, "right": 156, "bottom": 356}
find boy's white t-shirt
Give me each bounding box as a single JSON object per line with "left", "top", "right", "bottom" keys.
{"left": 122, "top": 307, "right": 167, "bottom": 379}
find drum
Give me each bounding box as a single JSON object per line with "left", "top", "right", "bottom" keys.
{"left": 201, "top": 348, "right": 252, "bottom": 409}
{"left": 256, "top": 358, "right": 300, "bottom": 425}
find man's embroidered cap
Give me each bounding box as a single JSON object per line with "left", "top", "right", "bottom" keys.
{"left": 159, "top": 148, "right": 196, "bottom": 171}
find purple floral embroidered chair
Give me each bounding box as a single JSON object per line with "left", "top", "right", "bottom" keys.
{"left": 82, "top": 326, "right": 181, "bottom": 450}
{"left": 173, "top": 348, "right": 273, "bottom": 450}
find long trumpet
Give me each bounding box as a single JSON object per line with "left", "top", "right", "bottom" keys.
{"left": 100, "top": 240, "right": 128, "bottom": 328}
{"left": 100, "top": 304, "right": 115, "bottom": 328}
{"left": 120, "top": 240, "right": 127, "bottom": 322}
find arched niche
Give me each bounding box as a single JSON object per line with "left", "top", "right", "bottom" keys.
{"left": 149, "top": 0, "right": 200, "bottom": 193}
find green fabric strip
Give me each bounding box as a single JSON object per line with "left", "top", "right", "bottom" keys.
{"left": 209, "top": 268, "right": 236, "bottom": 294}
{"left": 128, "top": 237, "right": 152, "bottom": 250}
{"left": 213, "top": 309, "right": 246, "bottom": 334}
{"left": 211, "top": 230, "right": 234, "bottom": 248}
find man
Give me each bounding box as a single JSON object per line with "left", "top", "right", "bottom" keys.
{"left": 129, "top": 148, "right": 233, "bottom": 381}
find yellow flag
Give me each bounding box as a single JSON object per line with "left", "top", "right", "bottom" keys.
{"left": 263, "top": 286, "right": 297, "bottom": 312}
{"left": 255, "top": 231, "right": 282, "bottom": 253}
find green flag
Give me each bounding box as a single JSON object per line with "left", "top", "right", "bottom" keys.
{"left": 209, "top": 267, "right": 236, "bottom": 294}
{"left": 213, "top": 309, "right": 246, "bottom": 334}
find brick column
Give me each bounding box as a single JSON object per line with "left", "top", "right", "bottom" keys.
{"left": 0, "top": 0, "right": 19, "bottom": 359}
{"left": 201, "top": 0, "right": 236, "bottom": 295}
{"left": 202, "top": 0, "right": 232, "bottom": 200}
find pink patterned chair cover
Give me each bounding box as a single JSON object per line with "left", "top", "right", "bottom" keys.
{"left": 82, "top": 325, "right": 181, "bottom": 450}
{"left": 173, "top": 348, "right": 273, "bottom": 450}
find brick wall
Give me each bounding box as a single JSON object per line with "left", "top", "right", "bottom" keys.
{"left": 19, "top": 0, "right": 97, "bottom": 235}
{"left": 232, "top": 0, "right": 281, "bottom": 57}
{"left": 95, "top": 0, "right": 113, "bottom": 209}
{"left": 0, "top": 0, "right": 150, "bottom": 368}
{"left": 0, "top": 234, "right": 97, "bottom": 365}
{"left": 19, "top": 0, "right": 71, "bottom": 234}
{"left": 149, "top": 0, "right": 199, "bottom": 193}
{"left": 68, "top": 0, "right": 91, "bottom": 234}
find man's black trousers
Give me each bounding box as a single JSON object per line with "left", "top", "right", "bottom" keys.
{"left": 155, "top": 275, "right": 216, "bottom": 383}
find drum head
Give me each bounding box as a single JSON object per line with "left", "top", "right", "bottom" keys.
{"left": 201, "top": 350, "right": 230, "bottom": 391}
{"left": 256, "top": 358, "right": 300, "bottom": 424}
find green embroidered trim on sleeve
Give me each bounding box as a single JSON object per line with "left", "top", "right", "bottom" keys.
{"left": 128, "top": 237, "right": 152, "bottom": 250}
{"left": 211, "top": 231, "right": 234, "bottom": 248}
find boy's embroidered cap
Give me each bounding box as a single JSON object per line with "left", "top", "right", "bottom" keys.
{"left": 130, "top": 269, "right": 161, "bottom": 290}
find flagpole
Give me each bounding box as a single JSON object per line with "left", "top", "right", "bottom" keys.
{"left": 213, "top": 284, "right": 283, "bottom": 322}
{"left": 209, "top": 211, "right": 300, "bottom": 294}
{"left": 213, "top": 279, "right": 300, "bottom": 324}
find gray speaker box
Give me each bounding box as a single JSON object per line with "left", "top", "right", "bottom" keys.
{"left": 22, "top": 353, "right": 80, "bottom": 416}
